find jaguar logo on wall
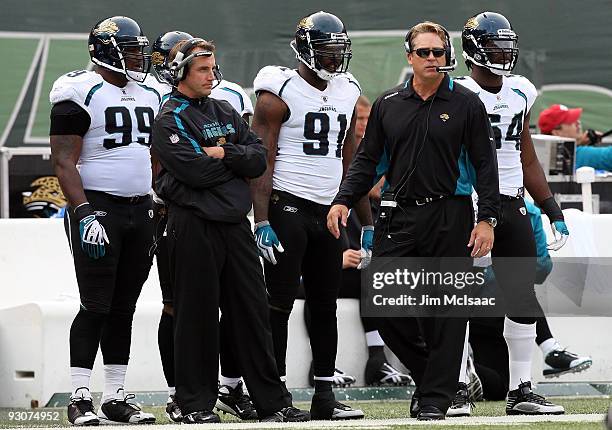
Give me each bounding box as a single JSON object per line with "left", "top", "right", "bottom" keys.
{"left": 21, "top": 176, "right": 66, "bottom": 218}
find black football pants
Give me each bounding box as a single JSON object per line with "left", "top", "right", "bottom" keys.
{"left": 374, "top": 196, "right": 472, "bottom": 412}
{"left": 65, "top": 190, "right": 153, "bottom": 369}
{"left": 153, "top": 205, "right": 243, "bottom": 387}
{"left": 264, "top": 190, "right": 343, "bottom": 380}
{"left": 167, "top": 204, "right": 290, "bottom": 416}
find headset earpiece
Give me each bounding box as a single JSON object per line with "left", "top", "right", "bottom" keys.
{"left": 169, "top": 37, "right": 208, "bottom": 84}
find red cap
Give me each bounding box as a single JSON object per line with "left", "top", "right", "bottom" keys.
{"left": 538, "top": 104, "right": 583, "bottom": 134}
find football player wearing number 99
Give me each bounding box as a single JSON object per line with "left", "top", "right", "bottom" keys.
{"left": 450, "top": 11, "right": 568, "bottom": 417}
{"left": 251, "top": 11, "right": 372, "bottom": 420}
{"left": 49, "top": 16, "right": 159, "bottom": 426}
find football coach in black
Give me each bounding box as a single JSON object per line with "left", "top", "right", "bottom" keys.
{"left": 327, "top": 22, "right": 500, "bottom": 420}
{"left": 151, "top": 38, "right": 309, "bottom": 424}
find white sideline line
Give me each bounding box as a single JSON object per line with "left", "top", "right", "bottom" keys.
{"left": 541, "top": 84, "right": 612, "bottom": 98}
{"left": 0, "top": 37, "right": 44, "bottom": 148}
{"left": 23, "top": 36, "right": 49, "bottom": 145}
{"left": 25, "top": 414, "right": 604, "bottom": 430}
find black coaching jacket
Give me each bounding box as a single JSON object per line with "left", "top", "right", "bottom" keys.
{"left": 151, "top": 90, "right": 266, "bottom": 223}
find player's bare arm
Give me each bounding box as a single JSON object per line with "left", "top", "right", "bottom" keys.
{"left": 249, "top": 90, "right": 287, "bottom": 223}
{"left": 342, "top": 107, "right": 373, "bottom": 226}
{"left": 520, "top": 110, "right": 554, "bottom": 203}
{"left": 50, "top": 134, "right": 87, "bottom": 207}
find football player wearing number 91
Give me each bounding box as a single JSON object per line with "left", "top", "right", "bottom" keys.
{"left": 250, "top": 11, "right": 373, "bottom": 420}
{"left": 449, "top": 11, "right": 568, "bottom": 417}
{"left": 49, "top": 16, "right": 159, "bottom": 426}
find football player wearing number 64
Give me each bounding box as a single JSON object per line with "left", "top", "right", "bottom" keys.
{"left": 250, "top": 11, "right": 372, "bottom": 420}
{"left": 49, "top": 16, "right": 158, "bottom": 426}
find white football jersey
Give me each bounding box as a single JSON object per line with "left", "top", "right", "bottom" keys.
{"left": 211, "top": 80, "right": 254, "bottom": 117}
{"left": 456, "top": 75, "right": 537, "bottom": 196}
{"left": 253, "top": 66, "right": 361, "bottom": 205}
{"left": 50, "top": 70, "right": 161, "bottom": 196}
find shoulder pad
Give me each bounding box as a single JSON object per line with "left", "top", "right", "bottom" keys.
{"left": 340, "top": 72, "right": 361, "bottom": 94}
{"left": 453, "top": 76, "right": 479, "bottom": 93}
{"left": 507, "top": 75, "right": 538, "bottom": 111}
{"left": 49, "top": 70, "right": 103, "bottom": 107}
{"left": 253, "top": 66, "right": 298, "bottom": 97}
{"left": 142, "top": 74, "right": 172, "bottom": 99}
{"left": 211, "top": 80, "right": 253, "bottom": 115}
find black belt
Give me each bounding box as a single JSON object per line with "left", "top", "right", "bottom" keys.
{"left": 500, "top": 194, "right": 523, "bottom": 201}
{"left": 399, "top": 195, "right": 447, "bottom": 207}
{"left": 500, "top": 187, "right": 525, "bottom": 200}
{"left": 271, "top": 189, "right": 330, "bottom": 212}
{"left": 87, "top": 190, "right": 150, "bottom": 204}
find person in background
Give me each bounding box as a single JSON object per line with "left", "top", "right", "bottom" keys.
{"left": 538, "top": 104, "right": 611, "bottom": 171}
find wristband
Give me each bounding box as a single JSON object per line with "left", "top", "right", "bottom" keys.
{"left": 539, "top": 197, "right": 564, "bottom": 222}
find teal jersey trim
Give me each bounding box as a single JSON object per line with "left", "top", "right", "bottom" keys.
{"left": 173, "top": 102, "right": 202, "bottom": 154}
{"left": 84, "top": 83, "right": 103, "bottom": 106}
{"left": 218, "top": 87, "right": 244, "bottom": 112}
{"left": 511, "top": 88, "right": 528, "bottom": 113}
{"left": 375, "top": 147, "right": 390, "bottom": 193}
{"left": 138, "top": 84, "right": 161, "bottom": 104}
{"left": 455, "top": 145, "right": 476, "bottom": 195}
{"left": 160, "top": 93, "right": 172, "bottom": 106}
{"left": 448, "top": 76, "right": 454, "bottom": 91}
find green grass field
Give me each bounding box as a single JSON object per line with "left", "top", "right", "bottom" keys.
{"left": 1, "top": 397, "right": 610, "bottom": 429}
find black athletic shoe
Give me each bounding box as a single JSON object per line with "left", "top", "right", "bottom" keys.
{"left": 466, "top": 354, "right": 484, "bottom": 402}
{"left": 543, "top": 348, "right": 592, "bottom": 378}
{"left": 165, "top": 395, "right": 182, "bottom": 423}
{"left": 409, "top": 392, "right": 420, "bottom": 418}
{"left": 417, "top": 405, "right": 445, "bottom": 421}
{"left": 365, "top": 361, "right": 414, "bottom": 386}
{"left": 182, "top": 411, "right": 220, "bottom": 424}
{"left": 310, "top": 391, "right": 364, "bottom": 420}
{"left": 260, "top": 406, "right": 310, "bottom": 422}
{"left": 68, "top": 389, "right": 99, "bottom": 426}
{"left": 215, "top": 381, "right": 258, "bottom": 420}
{"left": 308, "top": 362, "right": 356, "bottom": 388}
{"left": 98, "top": 389, "right": 156, "bottom": 424}
{"left": 506, "top": 381, "right": 565, "bottom": 415}
{"left": 446, "top": 383, "right": 474, "bottom": 417}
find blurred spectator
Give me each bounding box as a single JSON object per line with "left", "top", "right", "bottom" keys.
{"left": 538, "top": 104, "right": 611, "bottom": 171}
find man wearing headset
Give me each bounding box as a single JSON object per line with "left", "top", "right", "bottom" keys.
{"left": 151, "top": 38, "right": 310, "bottom": 424}
{"left": 328, "top": 21, "right": 500, "bottom": 420}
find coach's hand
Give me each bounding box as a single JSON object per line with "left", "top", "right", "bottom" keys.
{"left": 254, "top": 220, "right": 284, "bottom": 265}
{"left": 74, "top": 202, "right": 109, "bottom": 260}
{"left": 357, "top": 225, "right": 374, "bottom": 269}
{"left": 327, "top": 204, "right": 349, "bottom": 239}
{"left": 468, "top": 221, "right": 494, "bottom": 258}
{"left": 547, "top": 220, "right": 569, "bottom": 251}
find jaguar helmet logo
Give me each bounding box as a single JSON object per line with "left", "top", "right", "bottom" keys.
{"left": 22, "top": 176, "right": 67, "bottom": 217}
{"left": 92, "top": 19, "right": 120, "bottom": 43}
{"left": 151, "top": 51, "right": 165, "bottom": 65}
{"left": 298, "top": 16, "right": 314, "bottom": 30}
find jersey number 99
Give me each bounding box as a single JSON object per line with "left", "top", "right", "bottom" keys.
{"left": 104, "top": 106, "right": 155, "bottom": 150}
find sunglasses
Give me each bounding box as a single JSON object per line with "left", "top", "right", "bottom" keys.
{"left": 412, "top": 48, "right": 446, "bottom": 58}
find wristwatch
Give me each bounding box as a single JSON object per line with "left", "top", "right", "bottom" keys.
{"left": 483, "top": 217, "right": 497, "bottom": 228}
